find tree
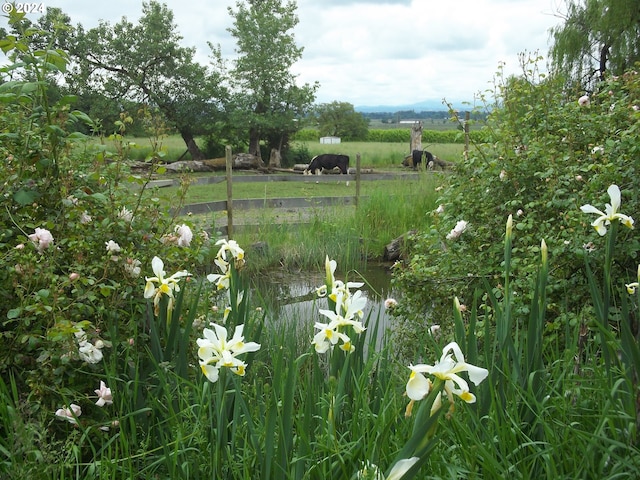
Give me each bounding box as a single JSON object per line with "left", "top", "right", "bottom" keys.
{"left": 314, "top": 102, "right": 369, "bottom": 141}
{"left": 68, "top": 1, "right": 225, "bottom": 160}
{"left": 550, "top": 0, "right": 640, "bottom": 88}
{"left": 226, "top": 0, "right": 317, "bottom": 161}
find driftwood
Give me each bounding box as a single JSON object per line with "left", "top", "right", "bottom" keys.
{"left": 383, "top": 230, "right": 417, "bottom": 261}
{"left": 132, "top": 153, "right": 265, "bottom": 173}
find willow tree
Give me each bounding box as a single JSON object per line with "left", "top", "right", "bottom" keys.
{"left": 550, "top": 0, "right": 640, "bottom": 88}
{"left": 226, "top": 0, "right": 317, "bottom": 161}
{"left": 68, "top": 2, "right": 225, "bottom": 160}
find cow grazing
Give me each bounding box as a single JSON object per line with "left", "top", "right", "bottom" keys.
{"left": 410, "top": 149, "right": 434, "bottom": 170}
{"left": 304, "top": 154, "right": 350, "bottom": 175}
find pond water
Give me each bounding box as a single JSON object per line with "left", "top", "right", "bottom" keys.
{"left": 250, "top": 263, "right": 397, "bottom": 338}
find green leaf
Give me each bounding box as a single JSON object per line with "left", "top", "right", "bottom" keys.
{"left": 36, "top": 289, "right": 50, "bottom": 299}
{"left": 7, "top": 308, "right": 21, "bottom": 320}
{"left": 19, "top": 82, "right": 39, "bottom": 94}
{"left": 90, "top": 192, "right": 108, "bottom": 203}
{"left": 58, "top": 95, "right": 78, "bottom": 106}
{"left": 45, "top": 124, "right": 66, "bottom": 137}
{"left": 13, "top": 188, "right": 40, "bottom": 206}
{"left": 0, "top": 38, "right": 16, "bottom": 53}
{"left": 70, "top": 110, "right": 95, "bottom": 125}
{"left": 67, "top": 132, "right": 89, "bottom": 140}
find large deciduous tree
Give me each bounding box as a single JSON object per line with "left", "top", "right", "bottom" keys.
{"left": 68, "top": 1, "right": 225, "bottom": 160}
{"left": 226, "top": 0, "right": 317, "bottom": 161}
{"left": 550, "top": 0, "right": 640, "bottom": 88}
{"left": 314, "top": 102, "right": 369, "bottom": 141}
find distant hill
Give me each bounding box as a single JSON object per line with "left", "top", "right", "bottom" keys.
{"left": 355, "top": 99, "right": 467, "bottom": 113}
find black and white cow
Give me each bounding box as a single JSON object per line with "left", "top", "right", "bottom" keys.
{"left": 411, "top": 149, "right": 435, "bottom": 170}
{"left": 304, "top": 154, "right": 350, "bottom": 175}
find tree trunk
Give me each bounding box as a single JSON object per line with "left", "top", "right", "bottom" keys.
{"left": 410, "top": 121, "right": 423, "bottom": 154}
{"left": 180, "top": 129, "right": 205, "bottom": 160}
{"left": 269, "top": 148, "right": 281, "bottom": 168}
{"left": 599, "top": 43, "right": 610, "bottom": 80}
{"left": 249, "top": 126, "right": 262, "bottom": 161}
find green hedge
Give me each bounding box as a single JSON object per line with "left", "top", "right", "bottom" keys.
{"left": 292, "top": 128, "right": 490, "bottom": 144}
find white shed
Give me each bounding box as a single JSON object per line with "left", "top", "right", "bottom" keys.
{"left": 320, "top": 136, "right": 341, "bottom": 144}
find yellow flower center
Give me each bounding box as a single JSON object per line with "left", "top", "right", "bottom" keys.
{"left": 459, "top": 391, "right": 474, "bottom": 402}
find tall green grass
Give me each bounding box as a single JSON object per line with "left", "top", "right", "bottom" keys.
{"left": 230, "top": 173, "right": 442, "bottom": 273}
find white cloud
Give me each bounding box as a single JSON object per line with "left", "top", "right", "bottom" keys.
{"left": 0, "top": 0, "right": 564, "bottom": 107}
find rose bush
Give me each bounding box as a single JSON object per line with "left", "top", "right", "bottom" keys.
{"left": 0, "top": 19, "right": 216, "bottom": 409}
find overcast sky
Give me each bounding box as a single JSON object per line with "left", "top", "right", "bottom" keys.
{"left": 1, "top": 0, "right": 566, "bottom": 107}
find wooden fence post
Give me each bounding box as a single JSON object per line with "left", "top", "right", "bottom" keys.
{"left": 355, "top": 153, "right": 361, "bottom": 208}
{"left": 225, "top": 146, "right": 233, "bottom": 238}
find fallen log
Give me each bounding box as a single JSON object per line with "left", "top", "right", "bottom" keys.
{"left": 428, "top": 156, "right": 455, "bottom": 170}
{"left": 132, "top": 153, "right": 265, "bottom": 172}
{"left": 383, "top": 230, "right": 417, "bottom": 262}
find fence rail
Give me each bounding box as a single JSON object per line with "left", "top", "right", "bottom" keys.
{"left": 163, "top": 151, "right": 423, "bottom": 236}
{"left": 178, "top": 195, "right": 360, "bottom": 216}
{"left": 153, "top": 172, "right": 416, "bottom": 189}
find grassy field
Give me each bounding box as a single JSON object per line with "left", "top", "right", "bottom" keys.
{"left": 99, "top": 134, "right": 465, "bottom": 165}
{"left": 296, "top": 141, "right": 463, "bottom": 166}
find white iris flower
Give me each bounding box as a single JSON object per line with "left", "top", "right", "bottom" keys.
{"left": 143, "top": 256, "right": 190, "bottom": 315}
{"left": 580, "top": 184, "right": 634, "bottom": 236}
{"left": 197, "top": 323, "right": 260, "bottom": 383}
{"left": 406, "top": 342, "right": 488, "bottom": 409}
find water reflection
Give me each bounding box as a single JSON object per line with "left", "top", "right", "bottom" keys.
{"left": 250, "top": 263, "right": 396, "bottom": 331}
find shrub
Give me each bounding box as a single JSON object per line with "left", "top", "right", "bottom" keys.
{"left": 291, "top": 128, "right": 319, "bottom": 142}
{"left": 0, "top": 14, "right": 216, "bottom": 409}
{"left": 393, "top": 56, "right": 640, "bottom": 346}
{"left": 283, "top": 141, "right": 312, "bottom": 167}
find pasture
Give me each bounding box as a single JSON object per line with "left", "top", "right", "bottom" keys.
{"left": 99, "top": 134, "right": 465, "bottom": 166}
{"left": 297, "top": 141, "right": 463, "bottom": 167}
